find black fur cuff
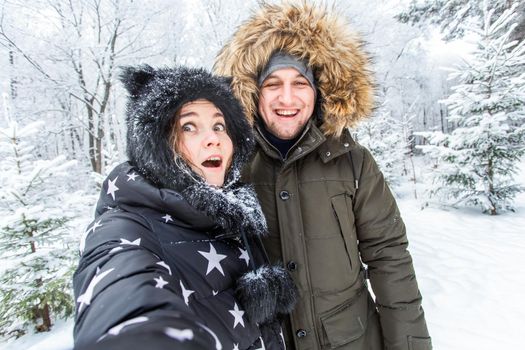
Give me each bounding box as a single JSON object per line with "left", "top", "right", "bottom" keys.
{"left": 235, "top": 265, "right": 298, "bottom": 325}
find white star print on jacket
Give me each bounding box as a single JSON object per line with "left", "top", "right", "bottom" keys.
{"left": 180, "top": 280, "right": 194, "bottom": 306}
{"left": 76, "top": 267, "right": 114, "bottom": 313}
{"left": 238, "top": 247, "right": 250, "bottom": 266}
{"left": 164, "top": 327, "right": 194, "bottom": 342}
{"left": 73, "top": 163, "right": 285, "bottom": 350}
{"left": 109, "top": 238, "right": 141, "bottom": 254}
{"left": 79, "top": 220, "right": 102, "bottom": 254}
{"left": 157, "top": 261, "right": 172, "bottom": 275}
{"left": 198, "top": 322, "right": 223, "bottom": 350}
{"left": 229, "top": 302, "right": 245, "bottom": 328}
{"left": 107, "top": 316, "right": 148, "bottom": 336}
{"left": 106, "top": 176, "right": 119, "bottom": 200}
{"left": 162, "top": 214, "right": 173, "bottom": 223}
{"left": 154, "top": 276, "right": 168, "bottom": 288}
{"left": 198, "top": 243, "right": 227, "bottom": 276}
{"left": 126, "top": 172, "right": 138, "bottom": 181}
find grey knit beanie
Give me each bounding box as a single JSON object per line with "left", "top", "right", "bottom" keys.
{"left": 258, "top": 52, "right": 316, "bottom": 93}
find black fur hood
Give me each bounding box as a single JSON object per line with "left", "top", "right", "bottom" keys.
{"left": 120, "top": 65, "right": 255, "bottom": 192}
{"left": 119, "top": 65, "right": 266, "bottom": 238}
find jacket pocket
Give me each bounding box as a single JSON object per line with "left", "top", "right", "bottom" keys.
{"left": 331, "top": 193, "right": 359, "bottom": 271}
{"left": 408, "top": 336, "right": 432, "bottom": 350}
{"left": 320, "top": 286, "right": 369, "bottom": 348}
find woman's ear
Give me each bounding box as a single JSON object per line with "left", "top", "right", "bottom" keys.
{"left": 119, "top": 65, "right": 156, "bottom": 97}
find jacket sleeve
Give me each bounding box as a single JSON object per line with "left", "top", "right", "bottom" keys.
{"left": 73, "top": 211, "right": 217, "bottom": 350}
{"left": 353, "top": 147, "right": 431, "bottom": 350}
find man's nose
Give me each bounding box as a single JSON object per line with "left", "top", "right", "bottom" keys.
{"left": 278, "top": 83, "right": 294, "bottom": 105}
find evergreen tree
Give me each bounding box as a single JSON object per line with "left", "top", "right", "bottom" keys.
{"left": 397, "top": 0, "right": 525, "bottom": 42}
{"left": 355, "top": 108, "right": 409, "bottom": 188}
{"left": 0, "top": 119, "right": 77, "bottom": 338}
{"left": 418, "top": 2, "right": 525, "bottom": 215}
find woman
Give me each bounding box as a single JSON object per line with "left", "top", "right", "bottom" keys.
{"left": 73, "top": 65, "right": 297, "bottom": 350}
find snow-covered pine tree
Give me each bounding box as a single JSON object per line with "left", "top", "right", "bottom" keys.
{"left": 355, "top": 108, "right": 409, "bottom": 188}
{"left": 417, "top": 1, "right": 525, "bottom": 215}
{"left": 397, "top": 0, "right": 525, "bottom": 42}
{"left": 0, "top": 119, "right": 77, "bottom": 338}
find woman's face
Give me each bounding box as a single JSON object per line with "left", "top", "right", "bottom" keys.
{"left": 177, "top": 99, "right": 233, "bottom": 187}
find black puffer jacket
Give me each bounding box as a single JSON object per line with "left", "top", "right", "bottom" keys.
{"left": 73, "top": 66, "right": 297, "bottom": 350}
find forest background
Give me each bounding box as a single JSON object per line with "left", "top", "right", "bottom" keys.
{"left": 1, "top": 0, "right": 524, "bottom": 348}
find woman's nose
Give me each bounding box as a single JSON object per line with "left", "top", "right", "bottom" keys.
{"left": 203, "top": 130, "right": 220, "bottom": 147}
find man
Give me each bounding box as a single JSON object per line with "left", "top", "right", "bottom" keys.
{"left": 214, "top": 3, "right": 431, "bottom": 350}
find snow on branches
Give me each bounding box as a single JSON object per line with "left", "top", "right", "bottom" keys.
{"left": 417, "top": 3, "right": 525, "bottom": 214}
{"left": 0, "top": 120, "right": 79, "bottom": 338}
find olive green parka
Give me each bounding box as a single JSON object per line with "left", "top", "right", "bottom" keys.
{"left": 214, "top": 3, "right": 431, "bottom": 350}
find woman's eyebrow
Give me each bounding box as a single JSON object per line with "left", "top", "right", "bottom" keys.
{"left": 179, "top": 112, "right": 224, "bottom": 120}
{"left": 179, "top": 112, "right": 197, "bottom": 119}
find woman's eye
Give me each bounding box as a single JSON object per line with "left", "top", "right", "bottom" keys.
{"left": 214, "top": 123, "right": 226, "bottom": 132}
{"left": 181, "top": 123, "right": 196, "bottom": 132}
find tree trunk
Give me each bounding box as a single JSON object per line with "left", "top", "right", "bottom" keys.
{"left": 26, "top": 219, "right": 53, "bottom": 332}
{"left": 510, "top": 2, "right": 525, "bottom": 43}
{"left": 440, "top": 108, "right": 445, "bottom": 133}
{"left": 9, "top": 49, "right": 17, "bottom": 99}
{"left": 95, "top": 126, "right": 103, "bottom": 174}
{"left": 87, "top": 106, "right": 98, "bottom": 173}
{"left": 40, "top": 303, "right": 52, "bottom": 332}
{"left": 487, "top": 156, "right": 497, "bottom": 215}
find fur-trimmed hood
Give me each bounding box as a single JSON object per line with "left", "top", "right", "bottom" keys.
{"left": 214, "top": 1, "right": 375, "bottom": 137}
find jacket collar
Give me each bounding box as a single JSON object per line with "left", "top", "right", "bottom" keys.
{"left": 96, "top": 162, "right": 268, "bottom": 238}
{"left": 255, "top": 119, "right": 323, "bottom": 162}
{"left": 254, "top": 120, "right": 357, "bottom": 164}
{"left": 317, "top": 128, "right": 357, "bottom": 164}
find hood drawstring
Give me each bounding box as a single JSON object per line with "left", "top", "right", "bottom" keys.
{"left": 348, "top": 150, "right": 359, "bottom": 191}
{"left": 240, "top": 228, "right": 258, "bottom": 272}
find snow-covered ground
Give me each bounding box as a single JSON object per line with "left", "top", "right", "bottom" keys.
{"left": 397, "top": 162, "right": 525, "bottom": 350}
{"left": 2, "top": 160, "right": 525, "bottom": 350}
{"left": 1, "top": 319, "right": 73, "bottom": 350}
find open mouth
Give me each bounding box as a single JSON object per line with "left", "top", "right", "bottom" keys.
{"left": 275, "top": 109, "right": 299, "bottom": 117}
{"left": 201, "top": 156, "right": 222, "bottom": 168}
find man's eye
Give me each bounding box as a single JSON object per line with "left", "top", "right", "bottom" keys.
{"left": 181, "top": 123, "right": 196, "bottom": 132}
{"left": 295, "top": 80, "right": 309, "bottom": 86}
{"left": 263, "top": 82, "right": 279, "bottom": 88}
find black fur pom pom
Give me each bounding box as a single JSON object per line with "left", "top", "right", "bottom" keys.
{"left": 235, "top": 265, "right": 298, "bottom": 325}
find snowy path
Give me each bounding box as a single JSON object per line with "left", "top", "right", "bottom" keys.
{"left": 400, "top": 187, "right": 525, "bottom": 350}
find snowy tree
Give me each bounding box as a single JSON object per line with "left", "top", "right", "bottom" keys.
{"left": 0, "top": 118, "right": 78, "bottom": 337}
{"left": 177, "top": 0, "right": 256, "bottom": 68}
{"left": 355, "top": 108, "right": 409, "bottom": 187}
{"left": 338, "top": 0, "right": 452, "bottom": 137}
{"left": 397, "top": 0, "right": 525, "bottom": 42}
{"left": 0, "top": 0, "right": 174, "bottom": 173}
{"left": 417, "top": 2, "right": 525, "bottom": 215}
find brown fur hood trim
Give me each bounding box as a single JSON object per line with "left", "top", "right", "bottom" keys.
{"left": 214, "top": 1, "right": 374, "bottom": 137}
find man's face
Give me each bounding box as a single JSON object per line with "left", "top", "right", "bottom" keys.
{"left": 258, "top": 68, "right": 315, "bottom": 140}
